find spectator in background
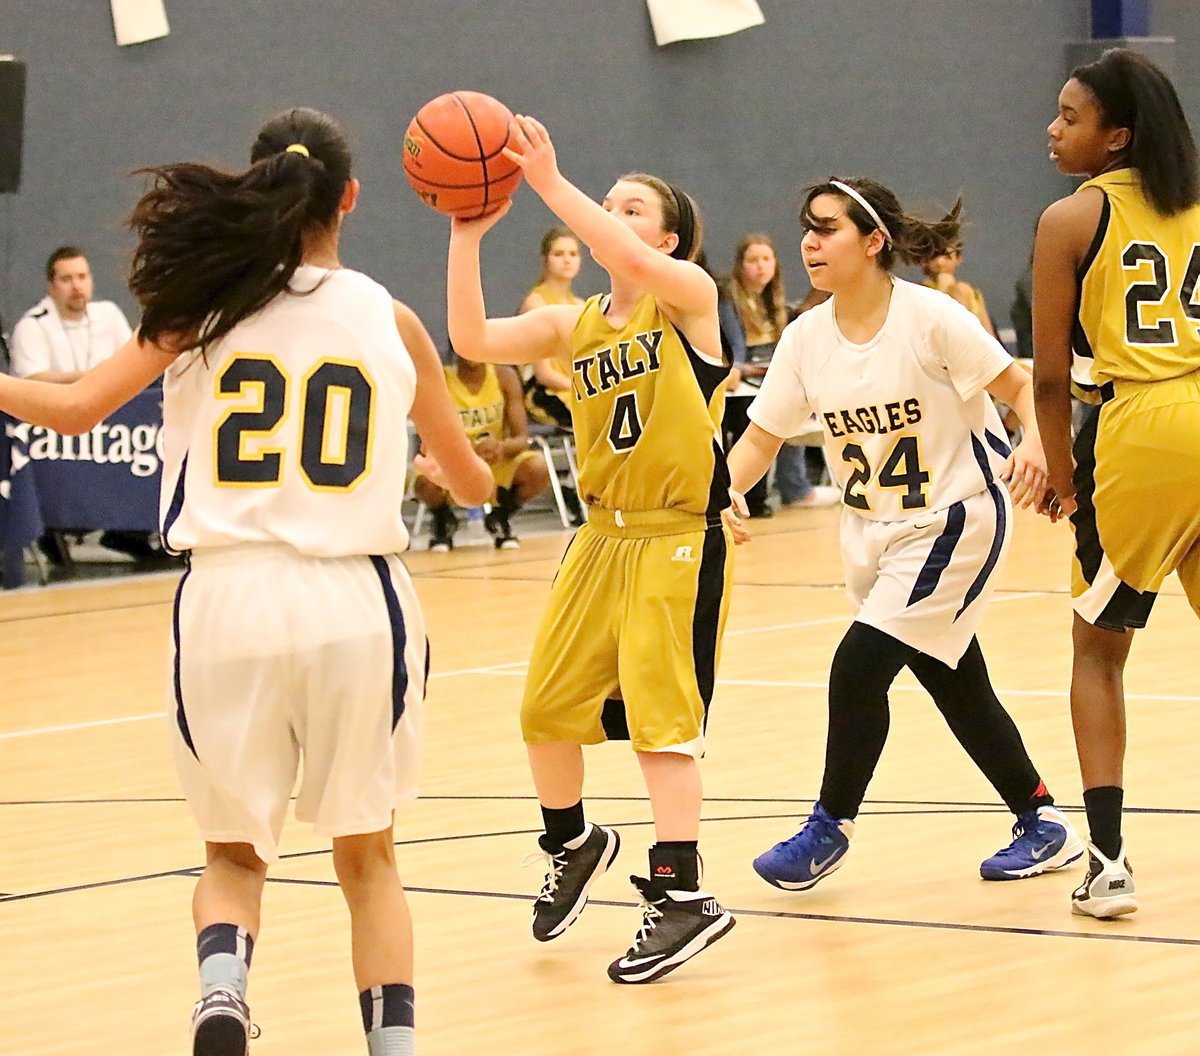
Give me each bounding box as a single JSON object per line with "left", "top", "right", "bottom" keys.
{"left": 920, "top": 234, "right": 999, "bottom": 339}
{"left": 1011, "top": 258, "right": 1034, "bottom": 361}
{"left": 413, "top": 348, "right": 550, "bottom": 551}
{"left": 723, "top": 234, "right": 837, "bottom": 515}
{"left": 10, "top": 246, "right": 159, "bottom": 562}
{"left": 10, "top": 248, "right": 132, "bottom": 381}
{"left": 520, "top": 227, "right": 585, "bottom": 431}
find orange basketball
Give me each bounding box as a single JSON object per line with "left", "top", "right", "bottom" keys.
{"left": 402, "top": 91, "right": 523, "bottom": 220}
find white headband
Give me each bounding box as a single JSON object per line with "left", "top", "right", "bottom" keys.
{"left": 830, "top": 180, "right": 893, "bottom": 245}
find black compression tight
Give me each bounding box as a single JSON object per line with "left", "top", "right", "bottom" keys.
{"left": 817, "top": 623, "right": 1044, "bottom": 820}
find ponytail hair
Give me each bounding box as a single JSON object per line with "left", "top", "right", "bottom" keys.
{"left": 800, "top": 177, "right": 964, "bottom": 272}
{"left": 618, "top": 173, "right": 705, "bottom": 262}
{"left": 128, "top": 107, "right": 353, "bottom": 354}
{"left": 1072, "top": 48, "right": 1200, "bottom": 216}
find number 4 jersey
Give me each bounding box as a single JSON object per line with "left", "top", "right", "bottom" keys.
{"left": 568, "top": 293, "right": 730, "bottom": 517}
{"left": 749, "top": 279, "right": 1013, "bottom": 522}
{"left": 1072, "top": 168, "right": 1200, "bottom": 397}
{"left": 159, "top": 266, "right": 416, "bottom": 556}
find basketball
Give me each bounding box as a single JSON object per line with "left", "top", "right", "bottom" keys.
{"left": 402, "top": 91, "right": 523, "bottom": 220}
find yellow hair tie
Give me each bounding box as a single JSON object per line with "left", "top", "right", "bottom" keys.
{"left": 285, "top": 143, "right": 310, "bottom": 157}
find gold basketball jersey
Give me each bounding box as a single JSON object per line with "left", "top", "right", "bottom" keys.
{"left": 444, "top": 363, "right": 505, "bottom": 442}
{"left": 1074, "top": 169, "right": 1200, "bottom": 391}
{"left": 568, "top": 293, "right": 729, "bottom": 517}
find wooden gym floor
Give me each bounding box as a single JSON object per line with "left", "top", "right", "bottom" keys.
{"left": 1, "top": 504, "right": 1197, "bottom": 1055}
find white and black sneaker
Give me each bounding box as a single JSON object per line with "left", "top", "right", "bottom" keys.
{"left": 192, "top": 986, "right": 255, "bottom": 1056}
{"left": 529, "top": 823, "right": 620, "bottom": 942}
{"left": 1071, "top": 841, "right": 1137, "bottom": 918}
{"left": 484, "top": 508, "right": 520, "bottom": 550}
{"left": 607, "top": 875, "right": 735, "bottom": 984}
{"left": 428, "top": 507, "right": 458, "bottom": 552}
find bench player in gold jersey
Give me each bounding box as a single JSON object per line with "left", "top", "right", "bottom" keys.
{"left": 412, "top": 348, "right": 549, "bottom": 550}
{"left": 445, "top": 115, "right": 736, "bottom": 983}
{"left": 1035, "top": 48, "right": 1200, "bottom": 918}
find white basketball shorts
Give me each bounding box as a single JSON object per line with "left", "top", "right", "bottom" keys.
{"left": 169, "top": 543, "right": 427, "bottom": 863}
{"left": 841, "top": 484, "right": 1012, "bottom": 667}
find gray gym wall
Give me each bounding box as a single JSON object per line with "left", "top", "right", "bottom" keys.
{"left": 0, "top": 1, "right": 1195, "bottom": 344}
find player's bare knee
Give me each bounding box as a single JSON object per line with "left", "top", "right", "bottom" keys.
{"left": 206, "top": 841, "right": 268, "bottom": 879}
{"left": 514, "top": 455, "right": 550, "bottom": 504}
{"left": 1071, "top": 615, "right": 1132, "bottom": 671}
{"left": 332, "top": 829, "right": 397, "bottom": 892}
{"left": 412, "top": 475, "right": 449, "bottom": 507}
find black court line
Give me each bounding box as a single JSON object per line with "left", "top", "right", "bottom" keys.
{"left": 4, "top": 793, "right": 1200, "bottom": 817}
{"left": 259, "top": 876, "right": 1200, "bottom": 949}
{"left": 0, "top": 797, "right": 189, "bottom": 805}
{"left": 0, "top": 584, "right": 182, "bottom": 626}
{"left": 0, "top": 812, "right": 992, "bottom": 903}
{"left": 0, "top": 804, "right": 1182, "bottom": 905}
{"left": 0, "top": 864, "right": 201, "bottom": 903}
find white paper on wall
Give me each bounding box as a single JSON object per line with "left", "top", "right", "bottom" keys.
{"left": 646, "top": 0, "right": 765, "bottom": 46}
{"left": 111, "top": 0, "right": 170, "bottom": 46}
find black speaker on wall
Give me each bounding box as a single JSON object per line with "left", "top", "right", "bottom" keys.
{"left": 0, "top": 58, "right": 27, "bottom": 194}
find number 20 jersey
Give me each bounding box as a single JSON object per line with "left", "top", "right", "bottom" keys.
{"left": 159, "top": 266, "right": 416, "bottom": 556}
{"left": 750, "top": 279, "right": 1013, "bottom": 523}
{"left": 1073, "top": 168, "right": 1200, "bottom": 395}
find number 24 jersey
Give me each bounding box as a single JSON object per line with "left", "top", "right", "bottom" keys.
{"left": 749, "top": 279, "right": 1014, "bottom": 522}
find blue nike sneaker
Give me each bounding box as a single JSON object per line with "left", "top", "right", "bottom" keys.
{"left": 980, "top": 805, "right": 1084, "bottom": 880}
{"left": 752, "top": 802, "right": 854, "bottom": 890}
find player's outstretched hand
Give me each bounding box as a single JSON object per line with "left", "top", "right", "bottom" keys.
{"left": 999, "top": 436, "right": 1048, "bottom": 510}
{"left": 722, "top": 488, "right": 752, "bottom": 545}
{"left": 502, "top": 116, "right": 561, "bottom": 195}
{"left": 450, "top": 200, "right": 511, "bottom": 240}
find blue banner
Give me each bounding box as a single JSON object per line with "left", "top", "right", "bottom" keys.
{"left": 25, "top": 387, "right": 163, "bottom": 532}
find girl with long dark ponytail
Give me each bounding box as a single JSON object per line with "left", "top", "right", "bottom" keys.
{"left": 724, "top": 175, "right": 1082, "bottom": 895}
{"left": 1034, "top": 48, "right": 1200, "bottom": 920}
{"left": 0, "top": 107, "right": 492, "bottom": 1055}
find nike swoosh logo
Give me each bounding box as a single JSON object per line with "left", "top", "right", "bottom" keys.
{"left": 617, "top": 954, "right": 665, "bottom": 969}
{"left": 1031, "top": 842, "right": 1056, "bottom": 860}
{"left": 810, "top": 849, "right": 839, "bottom": 873}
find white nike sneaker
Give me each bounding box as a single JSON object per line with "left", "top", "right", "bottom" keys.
{"left": 1071, "top": 841, "right": 1137, "bottom": 918}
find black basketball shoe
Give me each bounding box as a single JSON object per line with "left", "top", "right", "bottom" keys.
{"left": 192, "top": 987, "right": 256, "bottom": 1056}
{"left": 529, "top": 823, "right": 620, "bottom": 941}
{"left": 607, "top": 875, "right": 735, "bottom": 984}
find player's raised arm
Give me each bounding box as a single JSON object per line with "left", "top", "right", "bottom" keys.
{"left": 446, "top": 205, "right": 580, "bottom": 366}
{"left": 502, "top": 116, "right": 717, "bottom": 325}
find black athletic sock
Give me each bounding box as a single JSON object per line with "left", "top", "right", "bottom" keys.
{"left": 907, "top": 639, "right": 1046, "bottom": 815}
{"left": 495, "top": 485, "right": 519, "bottom": 513}
{"left": 1083, "top": 786, "right": 1124, "bottom": 860}
{"left": 818, "top": 623, "right": 917, "bottom": 820}
{"left": 649, "top": 841, "right": 700, "bottom": 891}
{"left": 540, "top": 800, "right": 586, "bottom": 850}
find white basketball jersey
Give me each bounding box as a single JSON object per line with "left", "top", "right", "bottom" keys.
{"left": 160, "top": 266, "right": 415, "bottom": 556}
{"left": 750, "top": 279, "right": 1013, "bottom": 522}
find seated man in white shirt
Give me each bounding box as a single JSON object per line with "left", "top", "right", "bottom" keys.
{"left": 10, "top": 246, "right": 160, "bottom": 563}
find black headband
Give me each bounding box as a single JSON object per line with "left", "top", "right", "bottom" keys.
{"left": 666, "top": 182, "right": 696, "bottom": 261}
